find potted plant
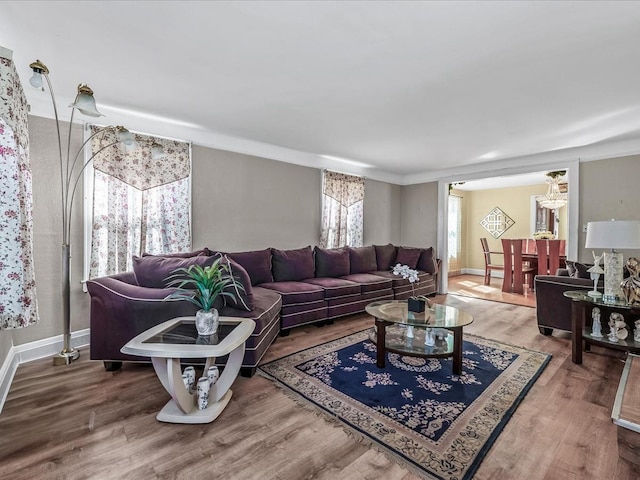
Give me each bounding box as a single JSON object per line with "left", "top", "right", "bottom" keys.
{"left": 164, "top": 256, "right": 246, "bottom": 336}
{"left": 392, "top": 263, "right": 432, "bottom": 312}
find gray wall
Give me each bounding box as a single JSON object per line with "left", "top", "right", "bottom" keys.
{"left": 399, "top": 182, "right": 439, "bottom": 248}
{"left": 0, "top": 118, "right": 404, "bottom": 370}
{"left": 577, "top": 154, "right": 640, "bottom": 262}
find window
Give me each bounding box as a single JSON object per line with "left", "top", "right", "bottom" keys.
{"left": 448, "top": 194, "right": 462, "bottom": 275}
{"left": 84, "top": 126, "right": 191, "bottom": 279}
{"left": 320, "top": 170, "right": 365, "bottom": 248}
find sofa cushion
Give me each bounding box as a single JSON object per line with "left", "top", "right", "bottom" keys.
{"left": 340, "top": 273, "right": 392, "bottom": 293}
{"left": 566, "top": 261, "right": 591, "bottom": 279}
{"left": 349, "top": 246, "right": 377, "bottom": 274}
{"left": 220, "top": 256, "right": 254, "bottom": 311}
{"left": 395, "top": 247, "right": 422, "bottom": 269}
{"left": 303, "top": 277, "right": 361, "bottom": 299}
{"left": 259, "top": 281, "right": 325, "bottom": 305}
{"left": 133, "top": 254, "right": 216, "bottom": 289}
{"left": 417, "top": 247, "right": 438, "bottom": 274}
{"left": 271, "top": 246, "right": 315, "bottom": 282}
{"left": 227, "top": 248, "right": 273, "bottom": 286}
{"left": 142, "top": 248, "right": 210, "bottom": 258}
{"left": 314, "top": 246, "right": 350, "bottom": 278}
{"left": 374, "top": 243, "right": 397, "bottom": 271}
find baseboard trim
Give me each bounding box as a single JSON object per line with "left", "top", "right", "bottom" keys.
{"left": 0, "top": 329, "right": 90, "bottom": 414}
{"left": 462, "top": 268, "right": 504, "bottom": 279}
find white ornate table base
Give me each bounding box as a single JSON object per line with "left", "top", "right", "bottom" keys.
{"left": 152, "top": 344, "right": 244, "bottom": 424}
{"left": 120, "top": 316, "right": 254, "bottom": 425}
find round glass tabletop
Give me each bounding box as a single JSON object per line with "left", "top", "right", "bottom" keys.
{"left": 365, "top": 300, "right": 473, "bottom": 328}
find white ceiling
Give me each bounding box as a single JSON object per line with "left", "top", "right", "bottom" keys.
{"left": 2, "top": 1, "right": 640, "bottom": 185}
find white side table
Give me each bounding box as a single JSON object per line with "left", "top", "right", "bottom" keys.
{"left": 121, "top": 316, "right": 255, "bottom": 424}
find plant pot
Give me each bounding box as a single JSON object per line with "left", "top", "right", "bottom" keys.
{"left": 408, "top": 298, "right": 425, "bottom": 313}
{"left": 195, "top": 308, "right": 219, "bottom": 336}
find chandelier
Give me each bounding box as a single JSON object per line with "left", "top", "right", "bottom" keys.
{"left": 538, "top": 171, "right": 568, "bottom": 210}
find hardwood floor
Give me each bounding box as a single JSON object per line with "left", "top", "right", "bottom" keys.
{"left": 1, "top": 294, "right": 638, "bottom": 479}
{"left": 448, "top": 274, "right": 536, "bottom": 308}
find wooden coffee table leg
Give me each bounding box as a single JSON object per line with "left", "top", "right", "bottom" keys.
{"left": 452, "top": 327, "right": 463, "bottom": 375}
{"left": 571, "top": 300, "right": 583, "bottom": 364}
{"left": 375, "top": 318, "right": 386, "bottom": 368}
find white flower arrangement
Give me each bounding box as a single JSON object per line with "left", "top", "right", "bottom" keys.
{"left": 533, "top": 230, "right": 555, "bottom": 240}
{"left": 392, "top": 263, "right": 419, "bottom": 283}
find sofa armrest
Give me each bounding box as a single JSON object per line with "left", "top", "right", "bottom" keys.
{"left": 534, "top": 275, "right": 594, "bottom": 333}
{"left": 87, "top": 276, "right": 199, "bottom": 362}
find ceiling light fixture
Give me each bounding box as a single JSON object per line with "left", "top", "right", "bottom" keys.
{"left": 538, "top": 170, "right": 568, "bottom": 210}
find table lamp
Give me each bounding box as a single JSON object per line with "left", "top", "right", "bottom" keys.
{"left": 585, "top": 220, "right": 640, "bottom": 303}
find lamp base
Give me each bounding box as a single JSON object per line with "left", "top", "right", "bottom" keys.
{"left": 603, "top": 251, "right": 624, "bottom": 304}
{"left": 53, "top": 348, "right": 80, "bottom": 366}
{"left": 587, "top": 290, "right": 603, "bottom": 298}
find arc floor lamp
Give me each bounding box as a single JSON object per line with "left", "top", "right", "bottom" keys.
{"left": 29, "top": 60, "right": 144, "bottom": 365}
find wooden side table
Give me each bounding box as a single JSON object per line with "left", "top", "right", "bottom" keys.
{"left": 564, "top": 291, "right": 640, "bottom": 364}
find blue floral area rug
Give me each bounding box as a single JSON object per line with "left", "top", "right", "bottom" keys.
{"left": 259, "top": 329, "right": 550, "bottom": 480}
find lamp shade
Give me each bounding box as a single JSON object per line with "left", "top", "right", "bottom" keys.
{"left": 585, "top": 220, "right": 640, "bottom": 250}
{"left": 70, "top": 84, "right": 103, "bottom": 117}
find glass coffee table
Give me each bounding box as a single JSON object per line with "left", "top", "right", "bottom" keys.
{"left": 121, "top": 316, "right": 255, "bottom": 424}
{"left": 365, "top": 300, "right": 473, "bottom": 375}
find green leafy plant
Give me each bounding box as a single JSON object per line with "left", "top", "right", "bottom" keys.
{"left": 164, "top": 257, "right": 245, "bottom": 311}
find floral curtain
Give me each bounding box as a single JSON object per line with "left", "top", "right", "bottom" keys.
{"left": 89, "top": 126, "right": 191, "bottom": 278}
{"left": 0, "top": 49, "right": 39, "bottom": 329}
{"left": 320, "top": 170, "right": 365, "bottom": 248}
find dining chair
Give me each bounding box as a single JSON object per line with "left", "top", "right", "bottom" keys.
{"left": 480, "top": 237, "right": 504, "bottom": 285}
{"left": 536, "top": 239, "right": 562, "bottom": 276}
{"left": 501, "top": 238, "right": 535, "bottom": 294}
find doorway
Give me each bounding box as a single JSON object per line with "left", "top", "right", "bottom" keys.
{"left": 436, "top": 159, "right": 579, "bottom": 296}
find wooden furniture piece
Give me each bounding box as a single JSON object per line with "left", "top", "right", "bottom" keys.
{"left": 480, "top": 237, "right": 504, "bottom": 285}
{"left": 564, "top": 290, "right": 640, "bottom": 364}
{"left": 501, "top": 239, "right": 535, "bottom": 294}
{"left": 121, "top": 316, "right": 255, "bottom": 423}
{"left": 365, "top": 299, "right": 473, "bottom": 375}
{"left": 612, "top": 353, "right": 640, "bottom": 466}
{"left": 535, "top": 239, "right": 564, "bottom": 276}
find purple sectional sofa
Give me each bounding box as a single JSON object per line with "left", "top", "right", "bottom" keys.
{"left": 87, "top": 244, "right": 439, "bottom": 376}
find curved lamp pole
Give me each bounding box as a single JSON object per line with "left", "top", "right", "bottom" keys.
{"left": 29, "top": 60, "right": 138, "bottom": 366}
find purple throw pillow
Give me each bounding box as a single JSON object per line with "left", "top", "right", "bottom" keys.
{"left": 133, "top": 254, "right": 216, "bottom": 289}
{"left": 349, "top": 246, "right": 377, "bottom": 274}
{"left": 227, "top": 248, "right": 273, "bottom": 285}
{"left": 417, "top": 247, "right": 438, "bottom": 274}
{"left": 395, "top": 247, "right": 422, "bottom": 269}
{"left": 220, "top": 256, "right": 254, "bottom": 311}
{"left": 272, "top": 246, "right": 315, "bottom": 282}
{"left": 374, "top": 244, "right": 397, "bottom": 271}
{"left": 314, "top": 247, "right": 350, "bottom": 278}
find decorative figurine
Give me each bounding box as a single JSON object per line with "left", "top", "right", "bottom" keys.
{"left": 424, "top": 328, "right": 435, "bottom": 346}
{"left": 591, "top": 307, "right": 603, "bottom": 338}
{"left": 621, "top": 257, "right": 640, "bottom": 305}
{"left": 608, "top": 313, "right": 627, "bottom": 342}
{"left": 634, "top": 319, "right": 640, "bottom": 342}
{"left": 406, "top": 325, "right": 415, "bottom": 338}
{"left": 587, "top": 252, "right": 604, "bottom": 298}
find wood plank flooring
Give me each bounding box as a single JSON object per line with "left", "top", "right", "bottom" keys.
{"left": 1, "top": 294, "right": 639, "bottom": 479}
{"left": 448, "top": 274, "right": 536, "bottom": 308}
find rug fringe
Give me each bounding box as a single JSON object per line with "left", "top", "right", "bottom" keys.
{"left": 258, "top": 368, "right": 438, "bottom": 480}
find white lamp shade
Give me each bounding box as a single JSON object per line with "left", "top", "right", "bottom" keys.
{"left": 585, "top": 220, "right": 640, "bottom": 250}
{"left": 71, "top": 92, "right": 103, "bottom": 117}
